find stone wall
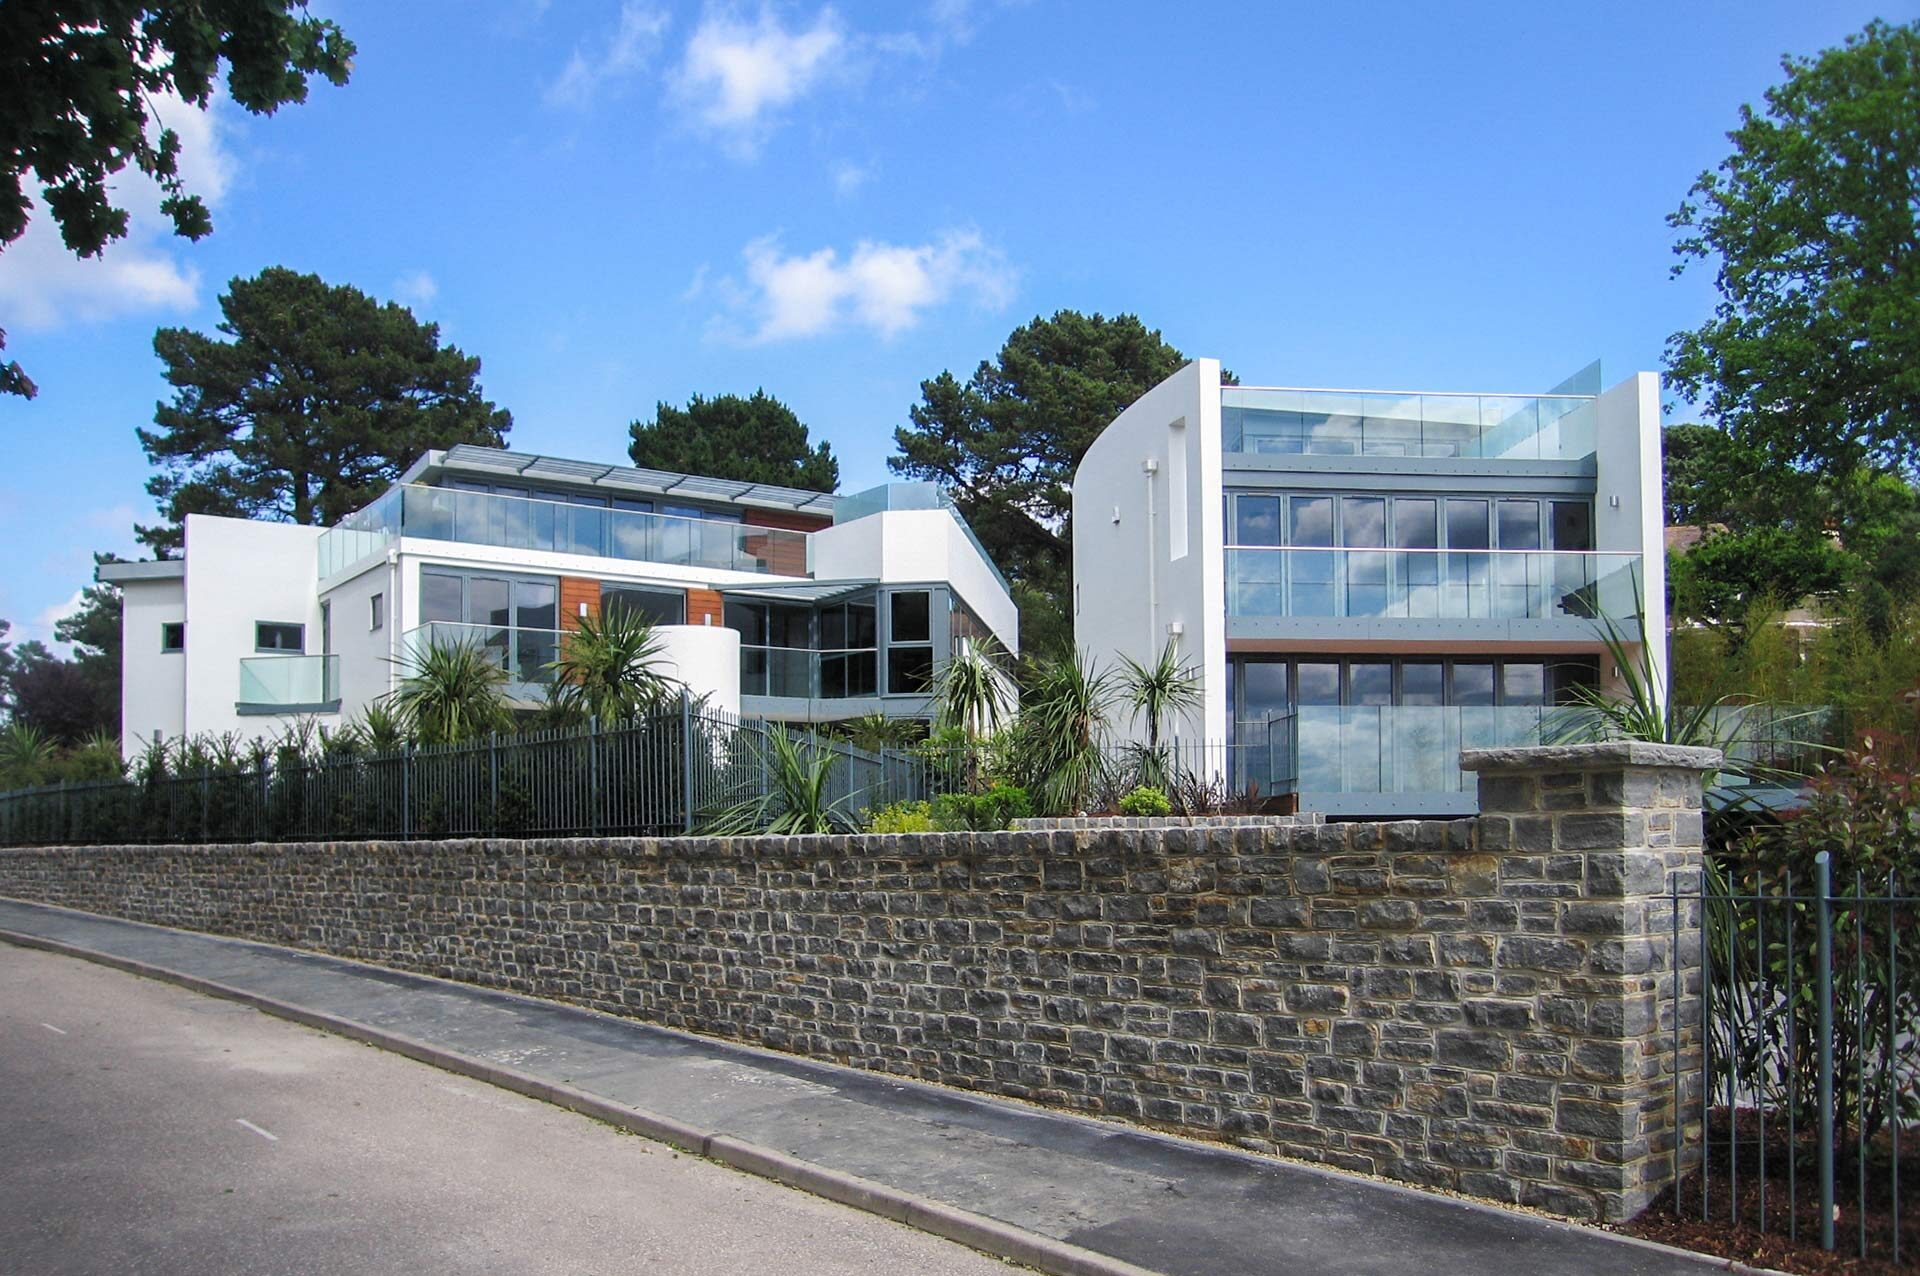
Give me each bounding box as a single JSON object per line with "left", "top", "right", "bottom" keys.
{"left": 0, "top": 743, "right": 1710, "bottom": 1221}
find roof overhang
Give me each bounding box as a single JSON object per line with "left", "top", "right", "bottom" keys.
{"left": 419, "top": 445, "right": 841, "bottom": 516}
{"left": 716, "top": 579, "right": 878, "bottom": 605}
{"left": 97, "top": 560, "right": 185, "bottom": 584}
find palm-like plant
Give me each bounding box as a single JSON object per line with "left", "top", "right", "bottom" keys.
{"left": 391, "top": 636, "right": 512, "bottom": 745}
{"left": 1013, "top": 651, "right": 1116, "bottom": 815}
{"left": 932, "top": 635, "right": 1013, "bottom": 738}
{"left": 0, "top": 722, "right": 57, "bottom": 787}
{"left": 1116, "top": 640, "right": 1202, "bottom": 779}
{"left": 546, "top": 608, "right": 680, "bottom": 724}
{"left": 1548, "top": 585, "right": 1826, "bottom": 790}
{"left": 702, "top": 726, "right": 858, "bottom": 835}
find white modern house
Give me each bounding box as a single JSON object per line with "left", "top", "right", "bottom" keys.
{"left": 1071, "top": 360, "right": 1666, "bottom": 816}
{"left": 104, "top": 445, "right": 1018, "bottom": 758}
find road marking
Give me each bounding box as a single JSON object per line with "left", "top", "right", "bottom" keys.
{"left": 40, "top": 1023, "right": 67, "bottom": 1035}
{"left": 235, "top": 1119, "right": 279, "bottom": 1142}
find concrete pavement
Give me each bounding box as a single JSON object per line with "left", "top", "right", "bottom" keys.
{"left": 0, "top": 898, "right": 1743, "bottom": 1276}
{"left": 0, "top": 943, "right": 1014, "bottom": 1276}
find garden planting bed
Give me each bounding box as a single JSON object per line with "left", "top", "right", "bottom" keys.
{"left": 1621, "top": 1110, "right": 1918, "bottom": 1274}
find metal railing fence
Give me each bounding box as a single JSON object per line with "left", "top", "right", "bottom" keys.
{"left": 0, "top": 701, "right": 966, "bottom": 846}
{"left": 1675, "top": 852, "right": 1915, "bottom": 1265}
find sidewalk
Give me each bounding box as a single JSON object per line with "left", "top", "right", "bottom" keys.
{"left": 0, "top": 898, "right": 1739, "bottom": 1276}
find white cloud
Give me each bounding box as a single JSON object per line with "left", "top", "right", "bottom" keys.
{"left": 547, "top": 1, "right": 670, "bottom": 108}
{"left": 36, "top": 589, "right": 84, "bottom": 635}
{"left": 670, "top": 7, "right": 846, "bottom": 154}
{"left": 721, "top": 229, "right": 1015, "bottom": 343}
{"left": 0, "top": 90, "right": 232, "bottom": 332}
{"left": 392, "top": 270, "right": 439, "bottom": 307}
{"left": 831, "top": 160, "right": 871, "bottom": 198}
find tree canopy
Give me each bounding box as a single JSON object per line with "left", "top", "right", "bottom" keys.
{"left": 627, "top": 391, "right": 837, "bottom": 491}
{"left": 138, "top": 267, "right": 511, "bottom": 555}
{"left": 1665, "top": 18, "right": 1920, "bottom": 523}
{"left": 889, "top": 310, "right": 1213, "bottom": 654}
{"left": 0, "top": 1, "right": 354, "bottom": 398}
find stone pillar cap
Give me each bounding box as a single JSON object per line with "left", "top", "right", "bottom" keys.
{"left": 1459, "top": 741, "right": 1724, "bottom": 772}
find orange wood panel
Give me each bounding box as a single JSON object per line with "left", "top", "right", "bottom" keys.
{"left": 743, "top": 508, "right": 831, "bottom": 532}
{"left": 560, "top": 576, "right": 601, "bottom": 631}
{"left": 687, "top": 587, "right": 725, "bottom": 626}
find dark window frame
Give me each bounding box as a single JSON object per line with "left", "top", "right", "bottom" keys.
{"left": 160, "top": 621, "right": 185, "bottom": 653}
{"left": 254, "top": 621, "right": 305, "bottom": 653}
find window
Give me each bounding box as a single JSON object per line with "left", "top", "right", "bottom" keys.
{"left": 886, "top": 590, "right": 934, "bottom": 695}
{"left": 255, "top": 622, "right": 304, "bottom": 652}
{"left": 370, "top": 593, "right": 384, "bottom": 631}
{"left": 416, "top": 568, "right": 560, "bottom": 684}
{"left": 160, "top": 622, "right": 185, "bottom": 652}
{"left": 602, "top": 585, "right": 685, "bottom": 627}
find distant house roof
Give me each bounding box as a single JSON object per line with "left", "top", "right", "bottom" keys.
{"left": 417, "top": 445, "right": 840, "bottom": 516}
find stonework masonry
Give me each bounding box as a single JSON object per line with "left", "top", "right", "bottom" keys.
{"left": 0, "top": 743, "right": 1710, "bottom": 1221}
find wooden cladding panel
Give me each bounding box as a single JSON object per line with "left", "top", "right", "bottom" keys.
{"left": 560, "top": 576, "right": 601, "bottom": 631}
{"left": 743, "top": 508, "right": 831, "bottom": 532}
{"left": 687, "top": 587, "right": 725, "bottom": 626}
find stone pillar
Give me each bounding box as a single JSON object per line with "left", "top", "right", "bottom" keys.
{"left": 1460, "top": 741, "right": 1718, "bottom": 1221}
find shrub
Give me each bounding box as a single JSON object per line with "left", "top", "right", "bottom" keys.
{"left": 866, "top": 800, "right": 936, "bottom": 833}
{"left": 1117, "top": 784, "right": 1172, "bottom": 817}
{"left": 933, "top": 783, "right": 1032, "bottom": 831}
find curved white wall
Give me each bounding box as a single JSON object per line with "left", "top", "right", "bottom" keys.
{"left": 655, "top": 624, "right": 741, "bottom": 717}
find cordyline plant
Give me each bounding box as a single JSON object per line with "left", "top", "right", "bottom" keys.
{"left": 545, "top": 608, "right": 680, "bottom": 724}
{"left": 701, "top": 727, "right": 858, "bottom": 836}
{"left": 390, "top": 636, "right": 512, "bottom": 745}
{"left": 1115, "top": 639, "right": 1202, "bottom": 790}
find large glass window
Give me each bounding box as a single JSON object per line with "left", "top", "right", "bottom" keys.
{"left": 1343, "top": 497, "right": 1388, "bottom": 617}
{"left": 255, "top": 622, "right": 304, "bottom": 652}
{"left": 1445, "top": 499, "right": 1490, "bottom": 617}
{"left": 418, "top": 568, "right": 558, "bottom": 686}
{"left": 602, "top": 585, "right": 685, "bottom": 627}
{"left": 887, "top": 590, "right": 934, "bottom": 694}
{"left": 1289, "top": 496, "right": 1335, "bottom": 616}
{"left": 1395, "top": 497, "right": 1440, "bottom": 618}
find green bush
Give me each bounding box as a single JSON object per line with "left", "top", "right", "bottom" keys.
{"left": 1117, "top": 784, "right": 1172, "bottom": 817}
{"left": 932, "top": 784, "right": 1032, "bottom": 831}
{"left": 866, "top": 800, "right": 936, "bottom": 833}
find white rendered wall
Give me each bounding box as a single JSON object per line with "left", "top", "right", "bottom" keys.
{"left": 1594, "top": 372, "right": 1670, "bottom": 700}
{"left": 319, "top": 557, "right": 398, "bottom": 723}
{"left": 118, "top": 577, "right": 187, "bottom": 756}
{"left": 179, "top": 514, "right": 327, "bottom": 744}
{"left": 810, "top": 509, "right": 1020, "bottom": 653}
{"left": 654, "top": 624, "right": 741, "bottom": 717}
{"left": 1071, "top": 359, "right": 1227, "bottom": 744}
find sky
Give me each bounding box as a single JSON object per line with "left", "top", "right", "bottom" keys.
{"left": 0, "top": 0, "right": 1897, "bottom": 649}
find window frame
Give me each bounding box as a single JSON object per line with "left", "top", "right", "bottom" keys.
{"left": 254, "top": 621, "right": 305, "bottom": 653}
{"left": 160, "top": 621, "right": 185, "bottom": 653}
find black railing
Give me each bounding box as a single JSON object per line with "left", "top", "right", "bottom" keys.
{"left": 1672, "top": 854, "right": 1916, "bottom": 1266}
{"left": 0, "top": 703, "right": 965, "bottom": 846}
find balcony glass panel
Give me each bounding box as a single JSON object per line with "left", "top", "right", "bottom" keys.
{"left": 405, "top": 622, "right": 561, "bottom": 695}
{"left": 391, "top": 485, "right": 807, "bottom": 575}
{"left": 237, "top": 654, "right": 339, "bottom": 706}
{"left": 739, "top": 646, "right": 880, "bottom": 700}
{"left": 1223, "top": 387, "right": 1598, "bottom": 462}
{"left": 1224, "top": 549, "right": 1639, "bottom": 622}
{"left": 1251, "top": 704, "right": 1573, "bottom": 796}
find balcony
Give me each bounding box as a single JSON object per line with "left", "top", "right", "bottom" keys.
{"left": 236, "top": 655, "right": 340, "bottom": 714}
{"left": 319, "top": 484, "right": 810, "bottom": 579}
{"left": 1222, "top": 386, "right": 1597, "bottom": 462}
{"left": 741, "top": 645, "right": 879, "bottom": 701}
{"left": 1235, "top": 704, "right": 1573, "bottom": 807}
{"left": 403, "top": 622, "right": 561, "bottom": 697}
{"left": 1225, "top": 548, "right": 1640, "bottom": 624}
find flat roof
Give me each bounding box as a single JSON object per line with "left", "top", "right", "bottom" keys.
{"left": 420, "top": 445, "right": 841, "bottom": 516}
{"left": 97, "top": 560, "right": 185, "bottom": 584}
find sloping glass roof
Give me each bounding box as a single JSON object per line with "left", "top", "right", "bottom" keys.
{"left": 430, "top": 445, "right": 840, "bottom": 514}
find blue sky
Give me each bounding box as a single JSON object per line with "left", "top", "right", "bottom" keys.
{"left": 0, "top": 0, "right": 1892, "bottom": 647}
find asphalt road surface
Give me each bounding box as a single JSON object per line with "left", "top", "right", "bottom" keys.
{"left": 0, "top": 943, "right": 1016, "bottom": 1276}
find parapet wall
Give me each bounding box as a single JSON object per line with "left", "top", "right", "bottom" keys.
{"left": 0, "top": 743, "right": 1713, "bottom": 1221}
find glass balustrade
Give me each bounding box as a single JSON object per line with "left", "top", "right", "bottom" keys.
{"left": 1234, "top": 704, "right": 1577, "bottom": 797}
{"left": 237, "top": 655, "right": 340, "bottom": 707}
{"left": 739, "top": 645, "right": 880, "bottom": 700}
{"left": 319, "top": 484, "right": 811, "bottom": 578}
{"left": 1225, "top": 548, "right": 1640, "bottom": 622}
{"left": 404, "top": 622, "right": 564, "bottom": 691}
{"left": 1222, "top": 387, "right": 1597, "bottom": 461}
{"left": 399, "top": 486, "right": 808, "bottom": 574}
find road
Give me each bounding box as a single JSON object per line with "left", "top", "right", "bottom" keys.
{"left": 0, "top": 943, "right": 1015, "bottom": 1276}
